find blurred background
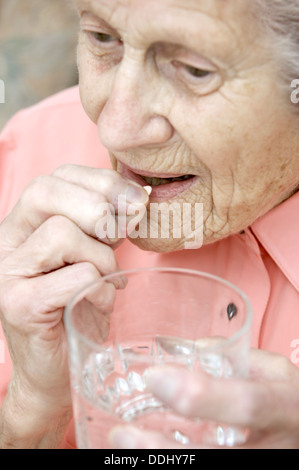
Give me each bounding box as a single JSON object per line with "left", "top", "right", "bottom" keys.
{"left": 0, "top": 0, "right": 79, "bottom": 129}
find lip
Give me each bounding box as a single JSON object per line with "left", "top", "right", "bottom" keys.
{"left": 119, "top": 162, "right": 198, "bottom": 200}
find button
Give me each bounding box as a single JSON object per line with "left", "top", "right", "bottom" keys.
{"left": 227, "top": 303, "right": 237, "bottom": 320}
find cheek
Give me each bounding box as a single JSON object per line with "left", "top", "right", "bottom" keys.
{"left": 78, "top": 49, "right": 109, "bottom": 124}
{"left": 170, "top": 98, "right": 240, "bottom": 177}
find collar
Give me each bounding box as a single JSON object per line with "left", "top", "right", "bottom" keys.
{"left": 251, "top": 191, "right": 299, "bottom": 292}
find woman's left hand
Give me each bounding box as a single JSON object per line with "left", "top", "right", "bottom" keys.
{"left": 109, "top": 349, "right": 299, "bottom": 449}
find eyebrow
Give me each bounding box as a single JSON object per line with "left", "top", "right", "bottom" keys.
{"left": 74, "top": 0, "right": 109, "bottom": 12}
{"left": 74, "top": 0, "right": 237, "bottom": 61}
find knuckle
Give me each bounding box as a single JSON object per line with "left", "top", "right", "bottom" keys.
{"left": 95, "top": 168, "right": 119, "bottom": 193}
{"left": 274, "top": 355, "right": 296, "bottom": 378}
{"left": 52, "top": 164, "right": 74, "bottom": 179}
{"left": 73, "top": 262, "right": 101, "bottom": 283}
{"left": 42, "top": 214, "right": 72, "bottom": 230}
{"left": 26, "top": 216, "right": 79, "bottom": 270}
{"left": 0, "top": 280, "right": 31, "bottom": 327}
{"left": 40, "top": 215, "right": 78, "bottom": 244}
{"left": 20, "top": 175, "right": 52, "bottom": 210}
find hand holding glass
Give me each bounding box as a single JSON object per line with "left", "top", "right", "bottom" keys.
{"left": 64, "top": 267, "right": 252, "bottom": 448}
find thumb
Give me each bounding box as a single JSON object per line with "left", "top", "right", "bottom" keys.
{"left": 249, "top": 348, "right": 298, "bottom": 381}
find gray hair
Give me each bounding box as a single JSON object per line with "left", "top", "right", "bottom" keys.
{"left": 254, "top": 0, "right": 299, "bottom": 96}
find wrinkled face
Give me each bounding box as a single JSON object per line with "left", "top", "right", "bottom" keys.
{"left": 75, "top": 0, "right": 299, "bottom": 252}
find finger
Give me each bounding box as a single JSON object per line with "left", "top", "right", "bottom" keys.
{"left": 0, "top": 169, "right": 149, "bottom": 250}
{"left": 109, "top": 425, "right": 213, "bottom": 450}
{"left": 145, "top": 366, "right": 299, "bottom": 432}
{"left": 55, "top": 166, "right": 151, "bottom": 246}
{"left": 0, "top": 262, "right": 103, "bottom": 328}
{"left": 94, "top": 200, "right": 148, "bottom": 246}
{"left": 1, "top": 215, "right": 121, "bottom": 278}
{"left": 64, "top": 276, "right": 117, "bottom": 345}
{"left": 249, "top": 348, "right": 299, "bottom": 381}
{"left": 52, "top": 165, "right": 149, "bottom": 208}
{"left": 1, "top": 262, "right": 117, "bottom": 339}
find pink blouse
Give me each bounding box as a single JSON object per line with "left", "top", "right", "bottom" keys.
{"left": 1, "top": 87, "right": 299, "bottom": 448}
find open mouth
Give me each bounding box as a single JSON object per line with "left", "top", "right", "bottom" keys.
{"left": 118, "top": 162, "right": 197, "bottom": 199}
{"left": 141, "top": 174, "right": 195, "bottom": 187}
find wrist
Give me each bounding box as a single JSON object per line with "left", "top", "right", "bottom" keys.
{"left": 0, "top": 377, "right": 72, "bottom": 449}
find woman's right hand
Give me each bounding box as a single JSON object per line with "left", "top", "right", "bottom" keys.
{"left": 0, "top": 164, "right": 149, "bottom": 448}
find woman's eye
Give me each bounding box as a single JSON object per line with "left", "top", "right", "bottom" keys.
{"left": 167, "top": 59, "right": 220, "bottom": 94}
{"left": 171, "top": 60, "right": 212, "bottom": 82}
{"left": 91, "top": 32, "right": 117, "bottom": 43}
{"left": 185, "top": 65, "right": 211, "bottom": 79}
{"left": 84, "top": 29, "right": 123, "bottom": 62}
{"left": 85, "top": 30, "right": 122, "bottom": 48}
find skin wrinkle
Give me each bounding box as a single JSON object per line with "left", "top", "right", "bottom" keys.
{"left": 77, "top": 0, "right": 299, "bottom": 252}
{"left": 77, "top": 0, "right": 257, "bottom": 65}
{"left": 208, "top": 189, "right": 231, "bottom": 238}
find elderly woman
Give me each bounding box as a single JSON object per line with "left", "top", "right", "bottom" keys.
{"left": 0, "top": 0, "right": 299, "bottom": 449}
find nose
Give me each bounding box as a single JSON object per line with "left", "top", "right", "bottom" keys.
{"left": 97, "top": 58, "right": 174, "bottom": 152}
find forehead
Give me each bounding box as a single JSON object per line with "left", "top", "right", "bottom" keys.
{"left": 75, "top": 0, "right": 228, "bottom": 11}
{"left": 75, "top": 0, "right": 256, "bottom": 53}
{"left": 74, "top": 0, "right": 249, "bottom": 25}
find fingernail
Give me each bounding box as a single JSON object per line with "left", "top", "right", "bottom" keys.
{"left": 109, "top": 426, "right": 138, "bottom": 449}
{"left": 125, "top": 183, "right": 149, "bottom": 204}
{"left": 111, "top": 270, "right": 128, "bottom": 289}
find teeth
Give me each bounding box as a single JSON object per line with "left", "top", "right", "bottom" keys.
{"left": 143, "top": 176, "right": 170, "bottom": 186}
{"left": 142, "top": 175, "right": 193, "bottom": 186}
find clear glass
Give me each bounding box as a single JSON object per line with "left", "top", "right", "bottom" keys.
{"left": 64, "top": 267, "right": 252, "bottom": 448}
